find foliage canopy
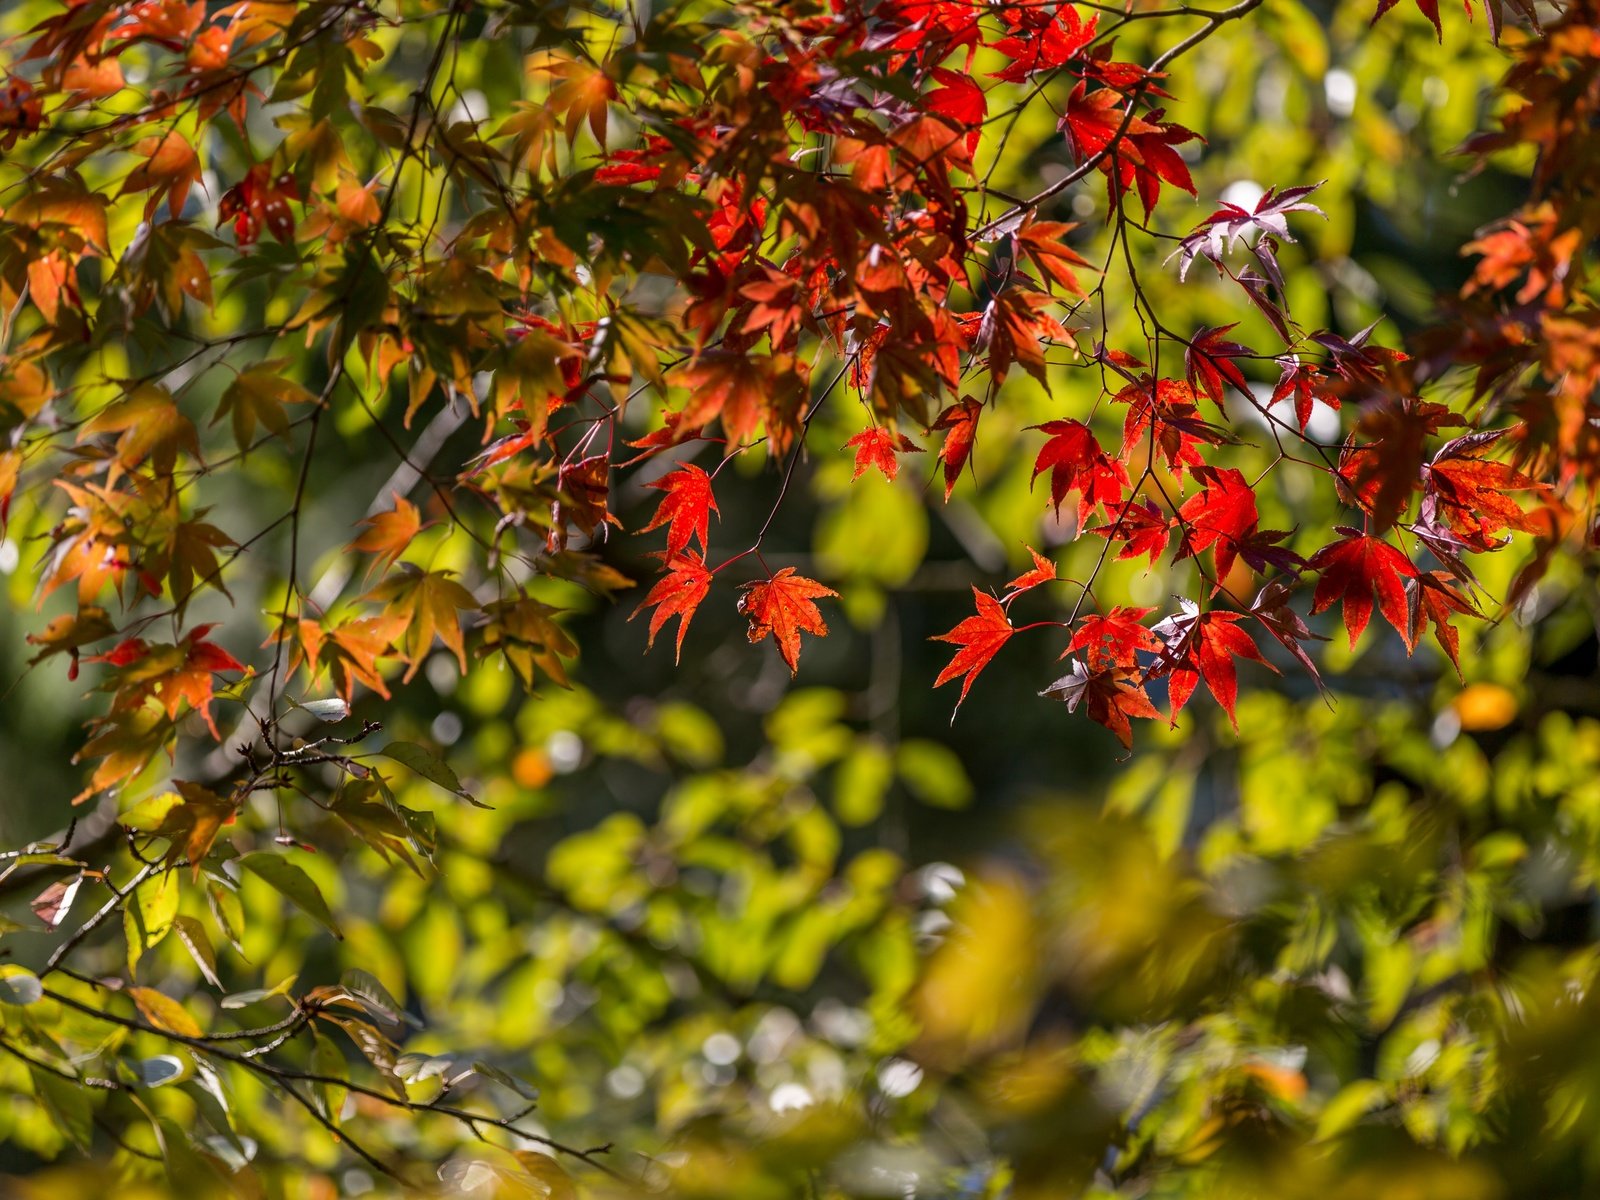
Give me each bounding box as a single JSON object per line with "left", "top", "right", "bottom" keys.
{"left": 0, "top": 0, "right": 1598, "bottom": 1196}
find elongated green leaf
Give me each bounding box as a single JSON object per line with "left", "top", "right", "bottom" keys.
{"left": 378, "top": 741, "right": 474, "bottom": 799}
{"left": 238, "top": 853, "right": 343, "bottom": 939}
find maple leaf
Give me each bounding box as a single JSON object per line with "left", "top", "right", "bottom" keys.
{"left": 347, "top": 495, "right": 425, "bottom": 583}
{"left": 931, "top": 396, "right": 982, "bottom": 501}
{"left": 1029, "top": 419, "right": 1128, "bottom": 525}
{"left": 924, "top": 68, "right": 986, "bottom": 155}
{"left": 316, "top": 615, "right": 409, "bottom": 700}
{"left": 739, "top": 568, "right": 837, "bottom": 675}
{"left": 550, "top": 454, "right": 618, "bottom": 550}
{"left": 1003, "top": 546, "right": 1056, "bottom": 600}
{"left": 641, "top": 464, "right": 719, "bottom": 555}
{"left": 88, "top": 625, "right": 247, "bottom": 739}
{"left": 1089, "top": 497, "right": 1172, "bottom": 566}
{"left": 989, "top": 4, "right": 1098, "bottom": 83}
{"left": 1173, "top": 183, "right": 1325, "bottom": 281}
{"left": 363, "top": 567, "right": 478, "bottom": 681}
{"left": 1184, "top": 325, "right": 1252, "bottom": 409}
{"left": 1060, "top": 84, "right": 1200, "bottom": 215}
{"left": 1069, "top": 606, "right": 1160, "bottom": 670}
{"left": 1270, "top": 360, "right": 1339, "bottom": 433}
{"left": 1423, "top": 429, "right": 1549, "bottom": 551}
{"left": 217, "top": 162, "right": 298, "bottom": 245}
{"left": 845, "top": 427, "right": 922, "bottom": 482}
{"left": 673, "top": 352, "right": 810, "bottom": 454}
{"left": 932, "top": 589, "right": 1015, "bottom": 709}
{"left": 212, "top": 360, "right": 314, "bottom": 454}
{"left": 1249, "top": 579, "right": 1329, "bottom": 687}
{"left": 974, "top": 288, "right": 1071, "bottom": 386}
{"left": 1406, "top": 570, "right": 1481, "bottom": 677}
{"left": 1012, "top": 216, "right": 1091, "bottom": 298}
{"left": 632, "top": 551, "right": 713, "bottom": 663}
{"left": 477, "top": 597, "right": 578, "bottom": 689}
{"left": 1307, "top": 531, "right": 1419, "bottom": 647}
{"left": 1113, "top": 377, "right": 1227, "bottom": 477}
{"left": 1174, "top": 467, "right": 1260, "bottom": 583}
{"left": 1041, "top": 659, "right": 1161, "bottom": 749}
{"left": 120, "top": 130, "right": 202, "bottom": 220}
{"left": 1152, "top": 603, "right": 1277, "bottom": 728}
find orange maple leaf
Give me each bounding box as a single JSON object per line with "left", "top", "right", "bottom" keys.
{"left": 932, "top": 588, "right": 1015, "bottom": 710}
{"left": 641, "top": 464, "right": 718, "bottom": 556}
{"left": 738, "top": 568, "right": 837, "bottom": 675}
{"left": 844, "top": 427, "right": 922, "bottom": 482}
{"left": 632, "top": 551, "right": 713, "bottom": 662}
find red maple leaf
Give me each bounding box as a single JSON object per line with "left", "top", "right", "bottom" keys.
{"left": 1069, "top": 606, "right": 1160, "bottom": 670}
{"left": 1406, "top": 570, "right": 1481, "bottom": 677}
{"left": 932, "top": 396, "right": 982, "bottom": 501}
{"left": 1089, "top": 497, "right": 1172, "bottom": 566}
{"left": 1029, "top": 419, "right": 1128, "bottom": 524}
{"left": 1185, "top": 324, "right": 1252, "bottom": 409}
{"left": 1270, "top": 360, "right": 1340, "bottom": 433}
{"left": 1174, "top": 466, "right": 1259, "bottom": 583}
{"left": 1060, "top": 83, "right": 1199, "bottom": 215}
{"left": 1013, "top": 216, "right": 1091, "bottom": 298}
{"left": 217, "top": 162, "right": 298, "bottom": 245}
{"left": 1113, "top": 378, "right": 1226, "bottom": 477}
{"left": 738, "top": 568, "right": 837, "bottom": 674}
{"left": 88, "top": 625, "right": 247, "bottom": 738}
{"left": 1423, "top": 429, "right": 1549, "bottom": 552}
{"left": 1041, "top": 659, "right": 1161, "bottom": 749}
{"left": 845, "top": 427, "right": 923, "bottom": 482}
{"left": 632, "top": 551, "right": 713, "bottom": 663}
{"left": 641, "top": 464, "right": 719, "bottom": 556}
{"left": 932, "top": 588, "right": 1015, "bottom": 710}
{"left": 1002, "top": 546, "right": 1056, "bottom": 600}
{"left": 1152, "top": 602, "right": 1276, "bottom": 728}
{"left": 974, "top": 288, "right": 1070, "bottom": 386}
{"left": 988, "top": 4, "right": 1097, "bottom": 83}
{"left": 1307, "top": 531, "right": 1419, "bottom": 647}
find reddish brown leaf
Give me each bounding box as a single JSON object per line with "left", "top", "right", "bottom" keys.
{"left": 1041, "top": 659, "right": 1160, "bottom": 749}
{"left": 1029, "top": 419, "right": 1128, "bottom": 524}
{"left": 932, "top": 396, "right": 982, "bottom": 501}
{"left": 1152, "top": 602, "right": 1277, "bottom": 728}
{"left": 738, "top": 568, "right": 837, "bottom": 675}
{"left": 1307, "top": 531, "right": 1419, "bottom": 647}
{"left": 1406, "top": 571, "right": 1482, "bottom": 677}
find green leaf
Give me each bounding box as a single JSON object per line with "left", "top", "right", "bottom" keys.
{"left": 31, "top": 1067, "right": 94, "bottom": 1151}
{"left": 835, "top": 739, "right": 893, "bottom": 827}
{"left": 125, "top": 870, "right": 180, "bottom": 977}
{"left": 206, "top": 878, "right": 246, "bottom": 954}
{"left": 341, "top": 968, "right": 420, "bottom": 1028}
{"left": 129, "top": 1055, "right": 186, "bottom": 1087}
{"left": 377, "top": 741, "right": 474, "bottom": 800}
{"left": 0, "top": 967, "right": 43, "bottom": 1006}
{"left": 173, "top": 914, "right": 222, "bottom": 988}
{"left": 895, "top": 739, "right": 973, "bottom": 810}
{"left": 238, "top": 853, "right": 343, "bottom": 939}
{"left": 472, "top": 1060, "right": 541, "bottom": 1102}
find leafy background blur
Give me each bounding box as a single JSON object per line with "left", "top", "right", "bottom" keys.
{"left": 3, "top": 1, "right": 1599, "bottom": 1197}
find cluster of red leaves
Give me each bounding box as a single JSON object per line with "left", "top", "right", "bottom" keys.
{"left": 3, "top": 0, "right": 1588, "bottom": 803}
